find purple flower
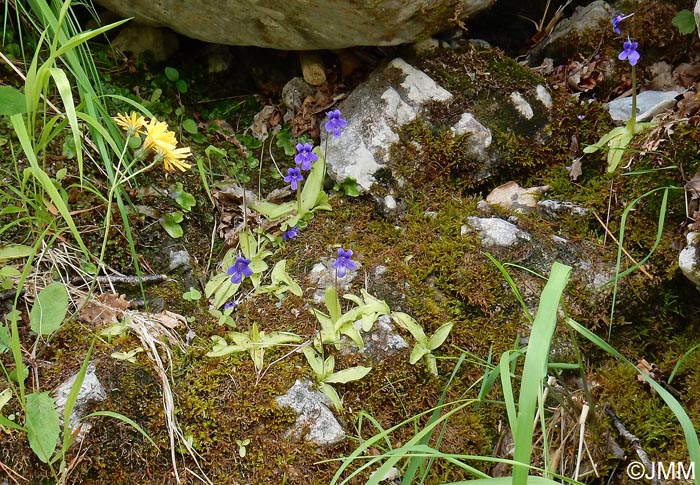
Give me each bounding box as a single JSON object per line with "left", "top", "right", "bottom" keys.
{"left": 324, "top": 109, "right": 347, "bottom": 137}
{"left": 284, "top": 167, "right": 303, "bottom": 190}
{"left": 294, "top": 143, "right": 318, "bottom": 171}
{"left": 577, "top": 114, "right": 585, "bottom": 120}
{"left": 227, "top": 257, "right": 253, "bottom": 284}
{"left": 612, "top": 13, "right": 633, "bottom": 35}
{"left": 332, "top": 248, "right": 357, "bottom": 278}
{"left": 283, "top": 226, "right": 299, "bottom": 241}
{"left": 618, "top": 39, "right": 640, "bottom": 66}
{"left": 224, "top": 301, "right": 237, "bottom": 310}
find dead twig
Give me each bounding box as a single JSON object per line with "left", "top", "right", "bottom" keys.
{"left": 592, "top": 211, "right": 655, "bottom": 280}
{"left": 606, "top": 407, "right": 659, "bottom": 485}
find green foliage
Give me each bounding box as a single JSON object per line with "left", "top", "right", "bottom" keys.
{"left": 204, "top": 229, "right": 273, "bottom": 309}
{"left": 336, "top": 177, "right": 361, "bottom": 197}
{"left": 164, "top": 66, "right": 188, "bottom": 93}
{"left": 29, "top": 282, "right": 68, "bottom": 335}
{"left": 313, "top": 286, "right": 390, "bottom": 349}
{"left": 302, "top": 346, "right": 371, "bottom": 411}
{"left": 169, "top": 182, "right": 196, "bottom": 212}
{"left": 275, "top": 127, "right": 297, "bottom": 156}
{"left": 0, "top": 86, "right": 27, "bottom": 116}
{"left": 672, "top": 9, "right": 697, "bottom": 35}
{"left": 182, "top": 118, "right": 198, "bottom": 134}
{"left": 207, "top": 322, "right": 301, "bottom": 373}
{"left": 25, "top": 391, "right": 60, "bottom": 463}
{"left": 256, "top": 259, "right": 302, "bottom": 298}
{"left": 182, "top": 287, "right": 202, "bottom": 301}
{"left": 391, "top": 312, "right": 453, "bottom": 375}
{"left": 583, "top": 121, "right": 654, "bottom": 173}
{"left": 160, "top": 211, "right": 184, "bottom": 238}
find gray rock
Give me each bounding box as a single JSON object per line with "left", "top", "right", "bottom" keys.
{"left": 308, "top": 259, "right": 359, "bottom": 303}
{"left": 54, "top": 363, "right": 106, "bottom": 442}
{"left": 94, "top": 1, "right": 494, "bottom": 50}
{"left": 281, "top": 77, "right": 315, "bottom": 115}
{"left": 111, "top": 23, "right": 179, "bottom": 62}
{"left": 679, "top": 232, "right": 700, "bottom": 288}
{"left": 168, "top": 249, "right": 191, "bottom": 271}
{"left": 275, "top": 379, "right": 345, "bottom": 446}
{"left": 451, "top": 113, "right": 492, "bottom": 163}
{"left": 323, "top": 58, "right": 452, "bottom": 192}
{"left": 538, "top": 199, "right": 589, "bottom": 218}
{"left": 606, "top": 90, "right": 679, "bottom": 122}
{"left": 529, "top": 1, "right": 614, "bottom": 63}
{"left": 341, "top": 315, "right": 408, "bottom": 361}
{"left": 463, "top": 217, "right": 531, "bottom": 247}
{"left": 535, "top": 85, "right": 553, "bottom": 108}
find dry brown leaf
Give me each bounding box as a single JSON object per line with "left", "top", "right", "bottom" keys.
{"left": 568, "top": 157, "right": 583, "bottom": 181}
{"left": 154, "top": 310, "right": 185, "bottom": 329}
{"left": 79, "top": 292, "right": 131, "bottom": 326}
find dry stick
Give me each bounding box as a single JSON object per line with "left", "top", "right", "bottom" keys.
{"left": 606, "top": 407, "right": 659, "bottom": 485}
{"left": 0, "top": 459, "right": 27, "bottom": 484}
{"left": 592, "top": 211, "right": 654, "bottom": 280}
{"left": 573, "top": 403, "right": 590, "bottom": 480}
{"left": 69, "top": 274, "right": 168, "bottom": 287}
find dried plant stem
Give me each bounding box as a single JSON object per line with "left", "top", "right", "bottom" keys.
{"left": 592, "top": 211, "right": 654, "bottom": 280}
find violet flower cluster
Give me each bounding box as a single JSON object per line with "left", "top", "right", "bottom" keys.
{"left": 612, "top": 12, "right": 639, "bottom": 66}
{"left": 333, "top": 248, "right": 357, "bottom": 278}
{"left": 228, "top": 256, "right": 253, "bottom": 284}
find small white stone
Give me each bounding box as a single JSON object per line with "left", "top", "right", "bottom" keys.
{"left": 536, "top": 84, "right": 553, "bottom": 108}
{"left": 384, "top": 195, "right": 397, "bottom": 210}
{"left": 510, "top": 91, "right": 534, "bottom": 119}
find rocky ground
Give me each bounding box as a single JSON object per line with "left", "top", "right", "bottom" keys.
{"left": 2, "top": 0, "right": 700, "bottom": 484}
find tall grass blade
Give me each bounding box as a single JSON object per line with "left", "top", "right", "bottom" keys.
{"left": 512, "top": 262, "right": 571, "bottom": 484}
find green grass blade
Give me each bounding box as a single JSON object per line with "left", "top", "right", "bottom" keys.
{"left": 512, "top": 262, "right": 571, "bottom": 484}
{"left": 10, "top": 113, "right": 90, "bottom": 257}
{"left": 85, "top": 410, "right": 157, "bottom": 448}
{"left": 499, "top": 350, "right": 518, "bottom": 436}
{"left": 608, "top": 187, "right": 676, "bottom": 329}
{"left": 48, "top": 66, "right": 82, "bottom": 177}
{"left": 403, "top": 353, "right": 467, "bottom": 484}
{"left": 485, "top": 252, "right": 533, "bottom": 323}
{"left": 58, "top": 341, "right": 94, "bottom": 455}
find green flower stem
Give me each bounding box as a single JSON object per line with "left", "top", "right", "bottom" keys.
{"left": 296, "top": 183, "right": 302, "bottom": 215}
{"left": 626, "top": 65, "right": 637, "bottom": 133}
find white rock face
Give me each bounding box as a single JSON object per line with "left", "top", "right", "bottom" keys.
{"left": 463, "top": 217, "right": 531, "bottom": 247}
{"left": 452, "top": 112, "right": 493, "bottom": 163}
{"left": 323, "top": 58, "right": 453, "bottom": 192}
{"left": 679, "top": 232, "right": 700, "bottom": 288}
{"left": 275, "top": 379, "right": 345, "bottom": 446}
{"left": 54, "top": 363, "right": 106, "bottom": 442}
{"left": 93, "top": 0, "right": 495, "bottom": 50}
{"left": 606, "top": 90, "right": 679, "bottom": 122}
{"left": 486, "top": 181, "right": 548, "bottom": 213}
{"left": 510, "top": 92, "right": 534, "bottom": 120}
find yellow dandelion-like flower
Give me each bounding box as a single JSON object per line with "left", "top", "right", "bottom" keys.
{"left": 114, "top": 111, "right": 146, "bottom": 136}
{"left": 143, "top": 118, "right": 177, "bottom": 153}
{"left": 162, "top": 146, "right": 192, "bottom": 172}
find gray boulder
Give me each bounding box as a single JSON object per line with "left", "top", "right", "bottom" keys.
{"left": 322, "top": 58, "right": 453, "bottom": 192}
{"left": 275, "top": 379, "right": 345, "bottom": 446}
{"left": 94, "top": 0, "right": 494, "bottom": 50}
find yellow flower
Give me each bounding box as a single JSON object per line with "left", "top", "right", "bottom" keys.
{"left": 161, "top": 146, "right": 192, "bottom": 172}
{"left": 114, "top": 111, "right": 146, "bottom": 136}
{"left": 143, "top": 118, "right": 177, "bottom": 153}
